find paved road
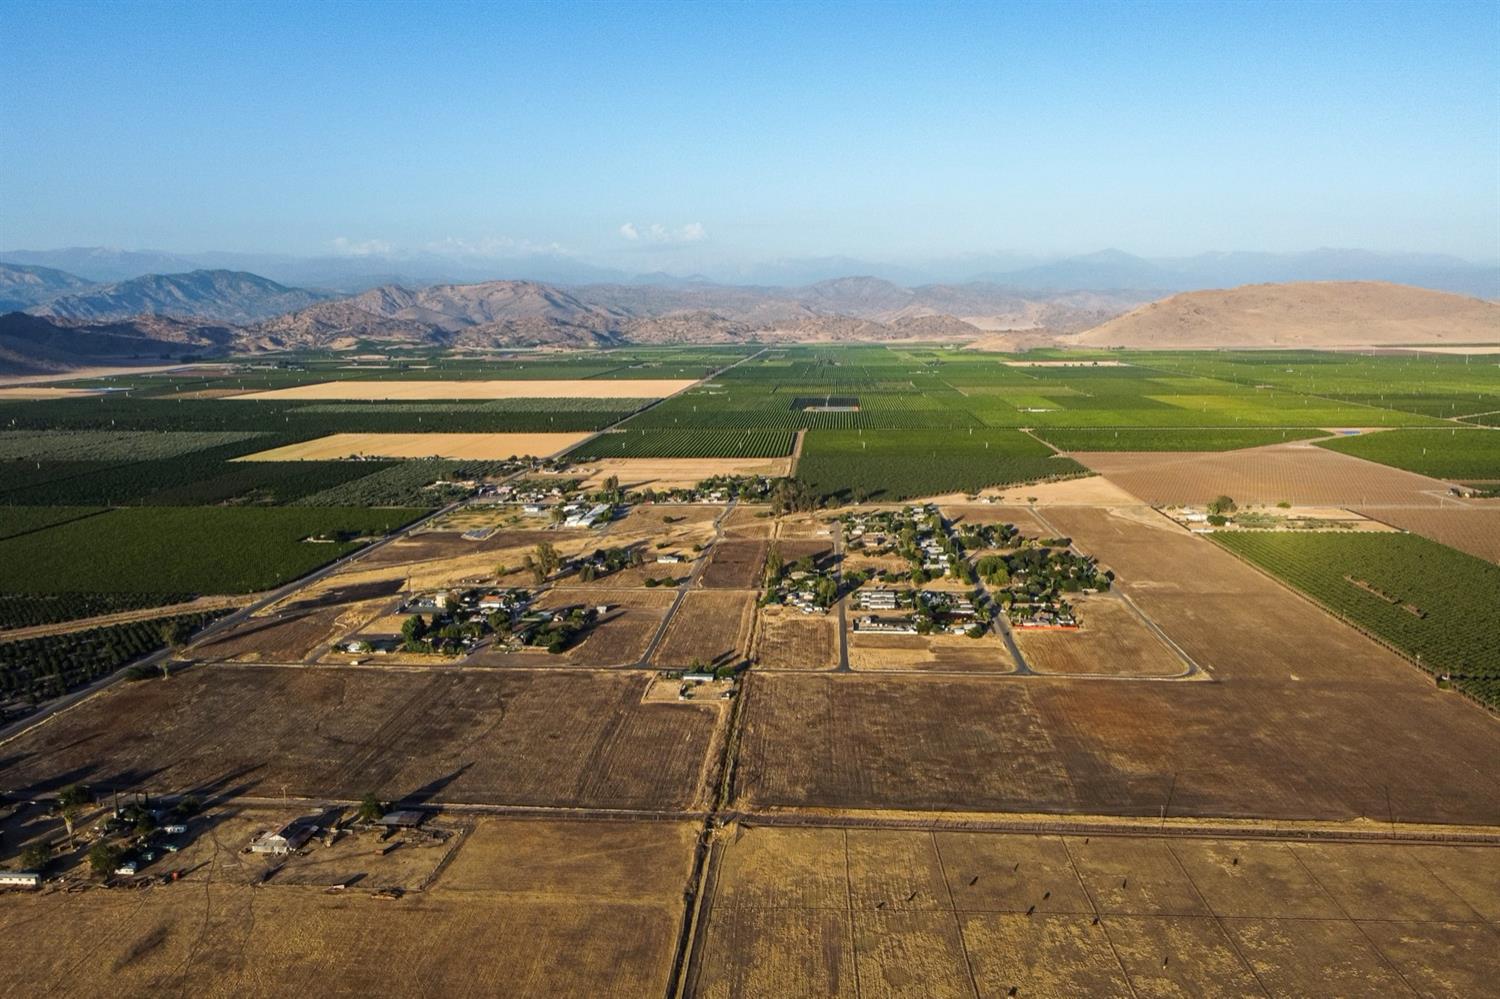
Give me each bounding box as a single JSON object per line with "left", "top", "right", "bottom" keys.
{"left": 636, "top": 499, "right": 738, "bottom": 669}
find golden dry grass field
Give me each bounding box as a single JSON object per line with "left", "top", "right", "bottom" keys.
{"left": 1012, "top": 595, "right": 1187, "bottom": 677}
{"left": 0, "top": 817, "right": 698, "bottom": 998}
{"left": 236, "top": 431, "right": 593, "bottom": 460}
{"left": 689, "top": 825, "right": 1500, "bottom": 999}
{"left": 233, "top": 378, "right": 697, "bottom": 399}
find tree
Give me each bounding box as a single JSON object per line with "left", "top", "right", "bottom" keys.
{"left": 535, "top": 542, "right": 561, "bottom": 577}
{"left": 401, "top": 614, "right": 428, "bottom": 651}
{"left": 56, "top": 785, "right": 90, "bottom": 846}
{"left": 88, "top": 842, "right": 122, "bottom": 878}
{"left": 1208, "top": 495, "right": 1237, "bottom": 516}
{"left": 159, "top": 619, "right": 192, "bottom": 677}
{"left": 356, "top": 791, "right": 386, "bottom": 823}
{"left": 522, "top": 554, "right": 543, "bottom": 584}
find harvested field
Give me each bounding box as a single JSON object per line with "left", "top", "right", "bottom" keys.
{"left": 237, "top": 431, "right": 593, "bottom": 460}
{"left": 0, "top": 666, "right": 721, "bottom": 810}
{"left": 700, "top": 539, "right": 768, "bottom": 588}
{"left": 692, "top": 826, "right": 1500, "bottom": 999}
{"left": 1356, "top": 505, "right": 1500, "bottom": 564}
{"left": 233, "top": 378, "right": 697, "bottom": 400}
{"left": 1075, "top": 442, "right": 1459, "bottom": 507}
{"left": 193, "top": 602, "right": 382, "bottom": 663}
{"left": 848, "top": 631, "right": 1014, "bottom": 672}
{"left": 752, "top": 605, "right": 838, "bottom": 671}
{"left": 1012, "top": 595, "right": 1186, "bottom": 677}
{"left": 721, "top": 504, "right": 776, "bottom": 538}
{"left": 0, "top": 816, "right": 694, "bottom": 998}
{"left": 733, "top": 669, "right": 1500, "bottom": 822}
{"left": 655, "top": 590, "right": 757, "bottom": 669}
{"left": 568, "top": 456, "right": 794, "bottom": 489}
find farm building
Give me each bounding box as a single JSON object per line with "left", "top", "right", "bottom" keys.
{"left": 377, "top": 810, "right": 428, "bottom": 829}
{"left": 250, "top": 822, "right": 319, "bottom": 855}
{"left": 0, "top": 871, "right": 41, "bottom": 889}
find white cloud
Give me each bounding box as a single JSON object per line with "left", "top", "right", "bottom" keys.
{"left": 424, "top": 235, "right": 568, "bottom": 257}
{"left": 329, "top": 236, "right": 395, "bottom": 257}
{"left": 617, "top": 222, "right": 708, "bottom": 245}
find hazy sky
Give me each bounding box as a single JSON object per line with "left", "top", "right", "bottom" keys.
{"left": 3, "top": 1, "right": 1497, "bottom": 267}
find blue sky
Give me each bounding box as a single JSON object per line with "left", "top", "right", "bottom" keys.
{"left": 3, "top": 1, "right": 1497, "bottom": 268}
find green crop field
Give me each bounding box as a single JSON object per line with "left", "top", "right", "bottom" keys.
{"left": 567, "top": 428, "right": 795, "bottom": 459}
{"left": 0, "top": 610, "right": 231, "bottom": 705}
{"left": 0, "top": 506, "right": 423, "bottom": 595}
{"left": 1314, "top": 428, "right": 1500, "bottom": 481}
{"left": 797, "top": 428, "right": 1084, "bottom": 502}
{"left": 1214, "top": 531, "right": 1500, "bottom": 707}
{"left": 1031, "top": 427, "right": 1326, "bottom": 451}
{"left": 0, "top": 506, "right": 107, "bottom": 541}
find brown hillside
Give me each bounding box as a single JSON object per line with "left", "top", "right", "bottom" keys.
{"left": 1067, "top": 281, "right": 1500, "bottom": 348}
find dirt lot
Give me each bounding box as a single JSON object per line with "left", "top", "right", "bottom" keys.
{"left": 689, "top": 824, "right": 1500, "bottom": 999}
{"left": 752, "top": 605, "right": 838, "bottom": 671}
{"left": 1012, "top": 595, "right": 1187, "bottom": 677}
{"left": 1356, "top": 505, "right": 1500, "bottom": 564}
{"left": 1075, "top": 442, "right": 1458, "bottom": 507}
{"left": 0, "top": 816, "right": 696, "bottom": 997}
{"left": 700, "top": 539, "right": 768, "bottom": 588}
{"left": 237, "top": 431, "right": 593, "bottom": 460}
{"left": 655, "top": 590, "right": 757, "bottom": 669}
{"left": 0, "top": 666, "right": 722, "bottom": 811}
{"left": 848, "top": 631, "right": 1015, "bottom": 672}
{"left": 733, "top": 667, "right": 1500, "bottom": 823}
{"left": 722, "top": 504, "right": 776, "bottom": 538}
{"left": 234, "top": 378, "right": 696, "bottom": 400}
{"left": 566, "top": 456, "right": 794, "bottom": 490}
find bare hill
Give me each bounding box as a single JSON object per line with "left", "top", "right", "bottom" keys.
{"left": 1068, "top": 281, "right": 1500, "bottom": 348}
{"left": 33, "top": 269, "right": 331, "bottom": 324}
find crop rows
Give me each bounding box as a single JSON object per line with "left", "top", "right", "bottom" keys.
{"left": 797, "top": 429, "right": 1085, "bottom": 502}
{"left": 0, "top": 610, "right": 230, "bottom": 705}
{"left": 0, "top": 506, "right": 424, "bottom": 594}
{"left": 292, "top": 460, "right": 521, "bottom": 507}
{"left": 1032, "top": 427, "right": 1325, "bottom": 452}
{"left": 1315, "top": 428, "right": 1500, "bottom": 480}
{"left": 567, "top": 429, "right": 795, "bottom": 459}
{"left": 0, "top": 430, "right": 263, "bottom": 461}
{"left": 1215, "top": 531, "right": 1500, "bottom": 705}
{"left": 0, "top": 591, "right": 197, "bottom": 631}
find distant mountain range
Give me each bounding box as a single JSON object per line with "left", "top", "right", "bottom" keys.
{"left": 4, "top": 245, "right": 1495, "bottom": 297}
{"left": 1, "top": 251, "right": 1496, "bottom": 375}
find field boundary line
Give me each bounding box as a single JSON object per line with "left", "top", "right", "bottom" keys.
{"left": 721, "top": 810, "right": 1500, "bottom": 845}
{"left": 1206, "top": 535, "right": 1499, "bottom": 717}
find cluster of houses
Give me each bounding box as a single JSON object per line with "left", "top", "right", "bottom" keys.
{"left": 841, "top": 504, "right": 966, "bottom": 579}
{"left": 630, "top": 474, "right": 779, "bottom": 505}
{"left": 977, "top": 541, "right": 1111, "bottom": 630}
{"left": 851, "top": 587, "right": 985, "bottom": 636}
{"left": 342, "top": 587, "right": 536, "bottom": 657}
{"left": 488, "top": 475, "right": 578, "bottom": 507}
{"left": 764, "top": 554, "right": 840, "bottom": 614}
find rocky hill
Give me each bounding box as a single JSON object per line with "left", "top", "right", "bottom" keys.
{"left": 0, "top": 262, "right": 95, "bottom": 312}
{"left": 0, "top": 312, "right": 236, "bottom": 374}
{"left": 1067, "top": 281, "right": 1500, "bottom": 348}
{"left": 32, "top": 269, "right": 331, "bottom": 324}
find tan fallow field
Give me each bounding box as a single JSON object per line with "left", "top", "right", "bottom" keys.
{"left": 232, "top": 378, "right": 697, "bottom": 400}
{"left": 562, "top": 456, "right": 795, "bottom": 489}
{"left": 236, "top": 431, "right": 594, "bottom": 460}
{"left": 0, "top": 385, "right": 108, "bottom": 398}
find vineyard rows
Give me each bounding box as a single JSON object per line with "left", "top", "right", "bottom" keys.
{"left": 568, "top": 428, "right": 795, "bottom": 459}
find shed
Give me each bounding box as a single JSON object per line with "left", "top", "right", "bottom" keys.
{"left": 377, "top": 810, "right": 427, "bottom": 829}
{"left": 0, "top": 871, "right": 41, "bottom": 888}
{"left": 250, "top": 822, "right": 318, "bottom": 855}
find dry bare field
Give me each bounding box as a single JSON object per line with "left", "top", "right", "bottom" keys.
{"left": 234, "top": 378, "right": 696, "bottom": 400}
{"left": 753, "top": 605, "right": 838, "bottom": 671}
{"left": 689, "top": 825, "right": 1500, "bottom": 999}
{"left": 722, "top": 504, "right": 777, "bottom": 538}
{"left": 700, "top": 539, "right": 768, "bottom": 588}
{"left": 0, "top": 666, "right": 721, "bottom": 810}
{"left": 1012, "top": 595, "right": 1185, "bottom": 677}
{"left": 529, "top": 585, "right": 676, "bottom": 666}
{"left": 656, "top": 590, "right": 757, "bottom": 669}
{"left": 237, "top": 431, "right": 593, "bottom": 460}
{"left": 568, "top": 456, "right": 794, "bottom": 489}
{"left": 1075, "top": 442, "right": 1459, "bottom": 507}
{"left": 0, "top": 385, "right": 105, "bottom": 398}
{"left": 0, "top": 816, "right": 696, "bottom": 998}
{"left": 1355, "top": 505, "right": 1500, "bottom": 564}
{"left": 848, "top": 631, "right": 1014, "bottom": 672}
